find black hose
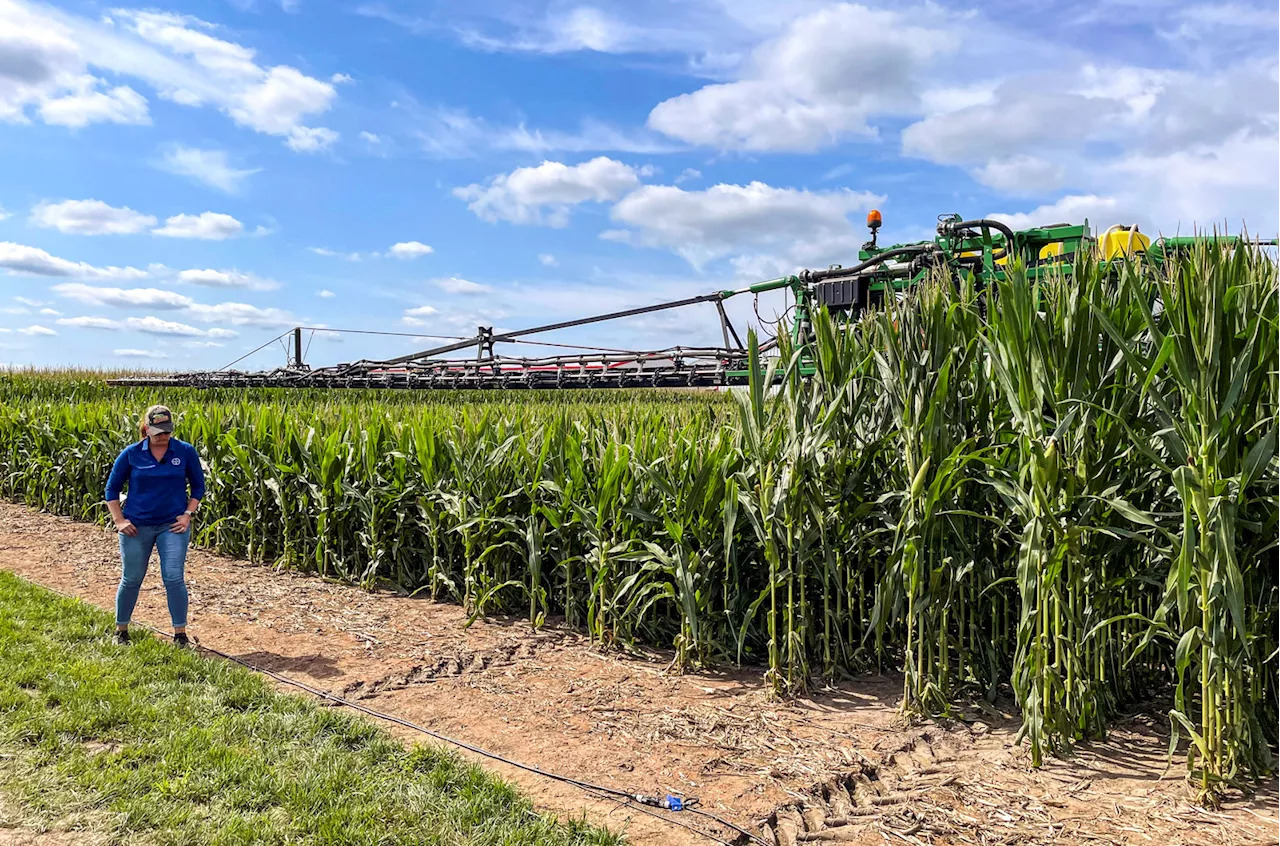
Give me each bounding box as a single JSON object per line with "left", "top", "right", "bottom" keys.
{"left": 806, "top": 245, "right": 937, "bottom": 283}
{"left": 939, "top": 218, "right": 1020, "bottom": 261}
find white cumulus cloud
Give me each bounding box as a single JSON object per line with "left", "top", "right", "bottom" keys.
{"left": 0, "top": 242, "right": 149, "bottom": 279}
{"left": 608, "top": 180, "right": 883, "bottom": 271}
{"left": 0, "top": 2, "right": 152, "bottom": 128}
{"left": 125, "top": 315, "right": 210, "bottom": 337}
{"left": 38, "top": 79, "right": 149, "bottom": 127}
{"left": 17, "top": 324, "right": 56, "bottom": 336}
{"left": 177, "top": 268, "right": 278, "bottom": 290}
{"left": 30, "top": 199, "right": 156, "bottom": 234}
{"left": 389, "top": 240, "right": 433, "bottom": 259}
{"left": 153, "top": 212, "right": 244, "bottom": 239}
{"left": 52, "top": 283, "right": 193, "bottom": 309}
{"left": 402, "top": 304, "right": 439, "bottom": 326}
{"left": 184, "top": 301, "right": 296, "bottom": 327}
{"left": 454, "top": 157, "right": 641, "bottom": 226}
{"left": 647, "top": 4, "right": 956, "bottom": 152}
{"left": 3, "top": 4, "right": 343, "bottom": 147}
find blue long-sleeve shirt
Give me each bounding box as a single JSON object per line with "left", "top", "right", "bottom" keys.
{"left": 105, "top": 439, "right": 206, "bottom": 526}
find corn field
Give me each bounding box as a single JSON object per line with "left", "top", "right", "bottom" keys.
{"left": 0, "top": 240, "right": 1274, "bottom": 800}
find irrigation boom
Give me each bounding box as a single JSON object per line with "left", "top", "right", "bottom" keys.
{"left": 108, "top": 215, "right": 1275, "bottom": 390}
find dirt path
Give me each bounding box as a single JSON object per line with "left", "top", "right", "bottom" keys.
{"left": 1, "top": 501, "right": 1274, "bottom": 846}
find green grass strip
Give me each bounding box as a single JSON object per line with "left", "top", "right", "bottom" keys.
{"left": 0, "top": 571, "right": 622, "bottom": 846}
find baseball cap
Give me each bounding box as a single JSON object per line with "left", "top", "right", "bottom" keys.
{"left": 145, "top": 405, "right": 174, "bottom": 435}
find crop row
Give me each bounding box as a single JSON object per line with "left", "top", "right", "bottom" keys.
{"left": 1, "top": 240, "right": 1274, "bottom": 799}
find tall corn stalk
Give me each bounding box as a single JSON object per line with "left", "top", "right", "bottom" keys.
{"left": 1095, "top": 237, "right": 1278, "bottom": 798}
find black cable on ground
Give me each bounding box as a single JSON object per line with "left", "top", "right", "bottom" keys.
{"left": 36, "top": 581, "right": 769, "bottom": 846}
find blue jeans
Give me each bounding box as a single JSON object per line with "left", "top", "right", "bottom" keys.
{"left": 115, "top": 522, "right": 190, "bottom": 628}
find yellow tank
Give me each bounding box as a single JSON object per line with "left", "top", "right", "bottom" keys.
{"left": 1098, "top": 225, "right": 1150, "bottom": 260}
{"left": 1038, "top": 242, "right": 1067, "bottom": 264}
{"left": 960, "top": 248, "right": 1011, "bottom": 266}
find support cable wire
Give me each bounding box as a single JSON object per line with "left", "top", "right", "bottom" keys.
{"left": 35, "top": 581, "right": 767, "bottom": 846}
{"left": 216, "top": 329, "right": 292, "bottom": 372}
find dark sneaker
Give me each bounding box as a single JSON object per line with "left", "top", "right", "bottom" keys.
{"left": 173, "top": 632, "right": 191, "bottom": 649}
{"left": 115, "top": 629, "right": 130, "bottom": 645}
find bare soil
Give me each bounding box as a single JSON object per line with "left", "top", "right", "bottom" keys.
{"left": 1, "top": 501, "right": 1275, "bottom": 846}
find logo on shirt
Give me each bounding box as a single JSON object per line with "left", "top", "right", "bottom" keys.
{"left": 171, "top": 457, "right": 181, "bottom": 466}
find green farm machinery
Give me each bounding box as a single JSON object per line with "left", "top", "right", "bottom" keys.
{"left": 108, "top": 213, "right": 1274, "bottom": 390}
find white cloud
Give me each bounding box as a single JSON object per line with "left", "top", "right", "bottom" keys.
{"left": 989, "top": 195, "right": 1126, "bottom": 232}
{"left": 368, "top": 2, "right": 759, "bottom": 61}
{"left": 433, "top": 277, "right": 490, "bottom": 295}
{"left": 918, "top": 60, "right": 1279, "bottom": 234}
{"left": 52, "top": 282, "right": 293, "bottom": 329}
{"left": 359, "top": 130, "right": 380, "bottom": 143}
{"left": 1104, "top": 132, "right": 1277, "bottom": 233}
{"left": 647, "top": 4, "right": 956, "bottom": 151}
{"left": 38, "top": 78, "right": 149, "bottom": 127}
{"left": 117, "top": 10, "right": 339, "bottom": 149}
{"left": 455, "top": 157, "right": 641, "bottom": 226}
{"left": 402, "top": 304, "right": 438, "bottom": 326}
{"left": 309, "top": 247, "right": 362, "bottom": 261}
{"left": 414, "top": 107, "right": 678, "bottom": 159}
{"left": 152, "top": 211, "right": 244, "bottom": 239}
{"left": 125, "top": 315, "right": 209, "bottom": 337}
{"left": 2, "top": 5, "right": 341, "bottom": 147}
{"left": 30, "top": 199, "right": 156, "bottom": 235}
{"left": 159, "top": 146, "right": 260, "bottom": 192}
{"left": 0, "top": 242, "right": 149, "bottom": 279}
{"left": 285, "top": 125, "right": 338, "bottom": 152}
{"left": 13, "top": 297, "right": 45, "bottom": 306}
{"left": 177, "top": 268, "right": 278, "bottom": 290}
{"left": 184, "top": 301, "right": 296, "bottom": 327}
{"left": 17, "top": 324, "right": 56, "bottom": 336}
{"left": 0, "top": 205, "right": 9, "bottom": 220}
{"left": 972, "top": 156, "right": 1066, "bottom": 196}
{"left": 389, "top": 240, "right": 434, "bottom": 259}
{"left": 38, "top": 307, "right": 59, "bottom": 315}
{"left": 215, "top": 59, "right": 338, "bottom": 148}
{"left": 902, "top": 77, "right": 1126, "bottom": 166}
{"left": 56, "top": 315, "right": 122, "bottom": 330}
{"left": 538, "top": 253, "right": 557, "bottom": 266}
{"left": 114, "top": 348, "right": 165, "bottom": 358}
{"left": 608, "top": 180, "right": 882, "bottom": 270}
{"left": 52, "top": 282, "right": 192, "bottom": 309}
{"left": 0, "top": 2, "right": 154, "bottom": 128}
{"left": 317, "top": 288, "right": 335, "bottom": 297}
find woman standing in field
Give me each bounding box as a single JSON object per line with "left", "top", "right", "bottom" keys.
{"left": 104, "top": 405, "right": 205, "bottom": 648}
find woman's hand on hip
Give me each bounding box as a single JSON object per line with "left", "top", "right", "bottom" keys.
{"left": 115, "top": 519, "right": 138, "bottom": 537}
{"left": 170, "top": 514, "right": 191, "bottom": 534}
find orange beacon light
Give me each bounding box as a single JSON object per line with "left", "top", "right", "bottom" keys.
{"left": 866, "top": 209, "right": 883, "bottom": 248}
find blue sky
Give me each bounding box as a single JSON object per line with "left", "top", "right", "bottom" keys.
{"left": 1, "top": 0, "right": 1276, "bottom": 368}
